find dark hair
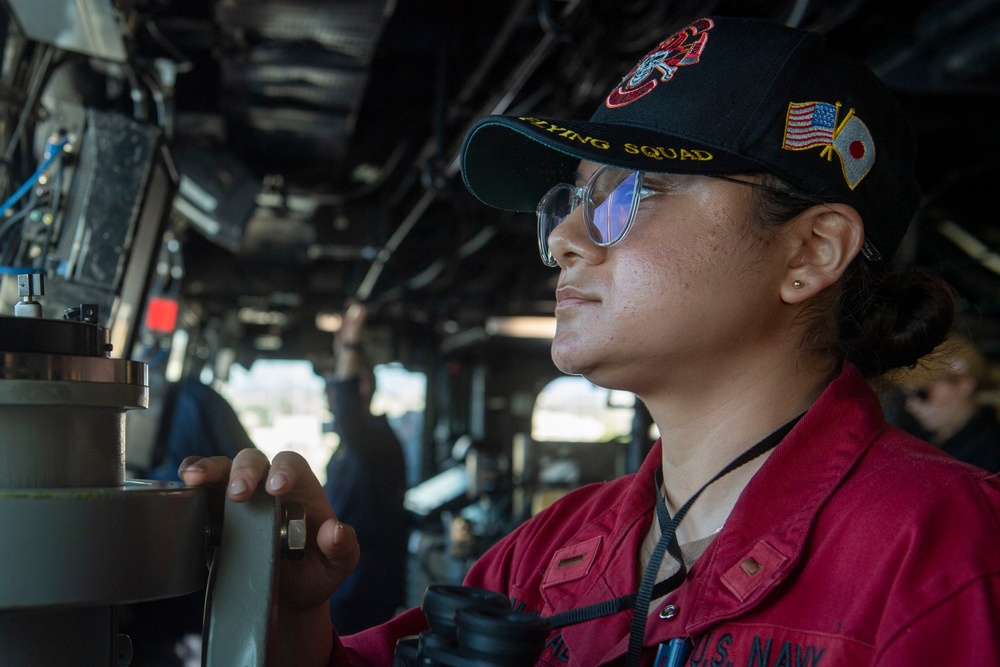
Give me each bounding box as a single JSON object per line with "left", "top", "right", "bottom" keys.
{"left": 748, "top": 174, "right": 955, "bottom": 378}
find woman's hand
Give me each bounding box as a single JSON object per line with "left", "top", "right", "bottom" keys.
{"left": 180, "top": 448, "right": 360, "bottom": 664}
{"left": 339, "top": 300, "right": 368, "bottom": 347}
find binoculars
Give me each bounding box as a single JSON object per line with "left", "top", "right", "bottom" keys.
{"left": 393, "top": 585, "right": 551, "bottom": 666}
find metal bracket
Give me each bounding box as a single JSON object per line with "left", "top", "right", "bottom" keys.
{"left": 202, "top": 482, "right": 306, "bottom": 666}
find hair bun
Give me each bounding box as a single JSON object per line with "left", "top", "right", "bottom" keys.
{"left": 843, "top": 268, "right": 955, "bottom": 376}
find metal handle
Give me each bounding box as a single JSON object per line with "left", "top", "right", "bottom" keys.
{"left": 202, "top": 482, "right": 306, "bottom": 667}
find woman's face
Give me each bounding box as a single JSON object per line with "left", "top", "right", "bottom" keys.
{"left": 903, "top": 376, "right": 971, "bottom": 438}
{"left": 547, "top": 162, "right": 795, "bottom": 395}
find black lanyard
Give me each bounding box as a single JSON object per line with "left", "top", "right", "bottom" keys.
{"left": 543, "top": 414, "right": 802, "bottom": 666}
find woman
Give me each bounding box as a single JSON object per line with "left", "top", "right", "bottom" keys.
{"left": 897, "top": 334, "right": 1000, "bottom": 471}
{"left": 181, "top": 16, "right": 1000, "bottom": 666}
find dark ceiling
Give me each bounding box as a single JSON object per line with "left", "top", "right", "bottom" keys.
{"left": 135, "top": 0, "right": 1000, "bottom": 367}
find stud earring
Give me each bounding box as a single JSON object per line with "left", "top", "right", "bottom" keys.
{"left": 793, "top": 280, "right": 803, "bottom": 289}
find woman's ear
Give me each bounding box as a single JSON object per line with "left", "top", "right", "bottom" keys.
{"left": 780, "top": 203, "right": 864, "bottom": 304}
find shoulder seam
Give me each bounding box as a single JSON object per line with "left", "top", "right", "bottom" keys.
{"left": 872, "top": 570, "right": 1000, "bottom": 663}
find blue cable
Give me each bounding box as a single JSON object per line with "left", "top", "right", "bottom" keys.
{"left": 0, "top": 138, "right": 68, "bottom": 219}
{"left": 0, "top": 265, "right": 40, "bottom": 274}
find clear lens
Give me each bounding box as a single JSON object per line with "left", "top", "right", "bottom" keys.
{"left": 537, "top": 183, "right": 577, "bottom": 267}
{"left": 535, "top": 167, "right": 644, "bottom": 267}
{"left": 586, "top": 169, "right": 641, "bottom": 246}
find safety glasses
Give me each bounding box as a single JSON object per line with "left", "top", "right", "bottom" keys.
{"left": 536, "top": 165, "right": 654, "bottom": 267}
{"left": 536, "top": 168, "right": 885, "bottom": 267}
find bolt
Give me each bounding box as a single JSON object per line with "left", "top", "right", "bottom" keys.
{"left": 281, "top": 502, "right": 306, "bottom": 560}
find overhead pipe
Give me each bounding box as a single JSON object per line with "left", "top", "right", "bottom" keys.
{"left": 381, "top": 0, "right": 543, "bottom": 214}
{"left": 936, "top": 219, "right": 1000, "bottom": 277}
{"left": 357, "top": 0, "right": 584, "bottom": 302}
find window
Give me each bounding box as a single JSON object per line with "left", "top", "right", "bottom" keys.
{"left": 372, "top": 363, "right": 426, "bottom": 488}
{"left": 221, "top": 359, "right": 426, "bottom": 487}
{"left": 531, "top": 376, "right": 635, "bottom": 442}
{"left": 221, "top": 360, "right": 331, "bottom": 481}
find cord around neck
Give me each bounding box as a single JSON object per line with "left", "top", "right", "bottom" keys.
{"left": 541, "top": 412, "right": 803, "bottom": 650}
{"left": 622, "top": 413, "right": 803, "bottom": 666}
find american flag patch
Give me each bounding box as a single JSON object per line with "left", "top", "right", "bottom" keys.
{"left": 782, "top": 101, "right": 837, "bottom": 150}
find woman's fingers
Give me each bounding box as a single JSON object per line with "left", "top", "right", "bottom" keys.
{"left": 264, "top": 453, "right": 358, "bottom": 609}
{"left": 226, "top": 448, "right": 272, "bottom": 500}
{"left": 178, "top": 448, "right": 272, "bottom": 502}
{"left": 318, "top": 519, "right": 360, "bottom": 566}
{"left": 267, "top": 451, "right": 330, "bottom": 504}
{"left": 178, "top": 455, "right": 234, "bottom": 487}
{"left": 180, "top": 450, "right": 325, "bottom": 506}
{"left": 299, "top": 517, "right": 360, "bottom": 599}
{"left": 180, "top": 448, "right": 359, "bottom": 612}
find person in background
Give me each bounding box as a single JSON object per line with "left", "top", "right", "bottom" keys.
{"left": 897, "top": 333, "right": 1000, "bottom": 472}
{"left": 321, "top": 300, "right": 409, "bottom": 634}
{"left": 181, "top": 16, "right": 1000, "bottom": 665}
{"left": 146, "top": 375, "right": 257, "bottom": 481}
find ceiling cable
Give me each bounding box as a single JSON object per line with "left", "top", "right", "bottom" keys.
{"left": 356, "top": 1, "right": 580, "bottom": 301}
{"left": 936, "top": 219, "right": 1000, "bottom": 276}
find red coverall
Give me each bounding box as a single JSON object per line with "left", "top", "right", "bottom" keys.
{"left": 334, "top": 365, "right": 1000, "bottom": 665}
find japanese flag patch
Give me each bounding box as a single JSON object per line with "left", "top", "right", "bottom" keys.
{"left": 830, "top": 112, "right": 875, "bottom": 189}
{"left": 782, "top": 101, "right": 875, "bottom": 190}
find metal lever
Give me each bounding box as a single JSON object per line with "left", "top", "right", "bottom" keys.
{"left": 202, "top": 482, "right": 306, "bottom": 666}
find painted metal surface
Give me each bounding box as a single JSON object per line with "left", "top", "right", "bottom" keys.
{"left": 203, "top": 482, "right": 281, "bottom": 667}
{"left": 0, "top": 481, "right": 208, "bottom": 608}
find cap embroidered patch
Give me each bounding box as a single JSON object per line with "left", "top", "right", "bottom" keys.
{"left": 782, "top": 102, "right": 837, "bottom": 150}
{"left": 606, "top": 18, "right": 714, "bottom": 109}
{"left": 831, "top": 112, "right": 875, "bottom": 189}
{"left": 461, "top": 16, "right": 920, "bottom": 258}
{"left": 782, "top": 101, "right": 876, "bottom": 190}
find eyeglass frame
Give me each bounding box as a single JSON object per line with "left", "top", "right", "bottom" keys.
{"left": 535, "top": 166, "right": 884, "bottom": 267}
{"left": 536, "top": 165, "right": 656, "bottom": 267}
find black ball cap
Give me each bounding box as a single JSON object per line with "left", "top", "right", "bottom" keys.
{"left": 461, "top": 15, "right": 920, "bottom": 259}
